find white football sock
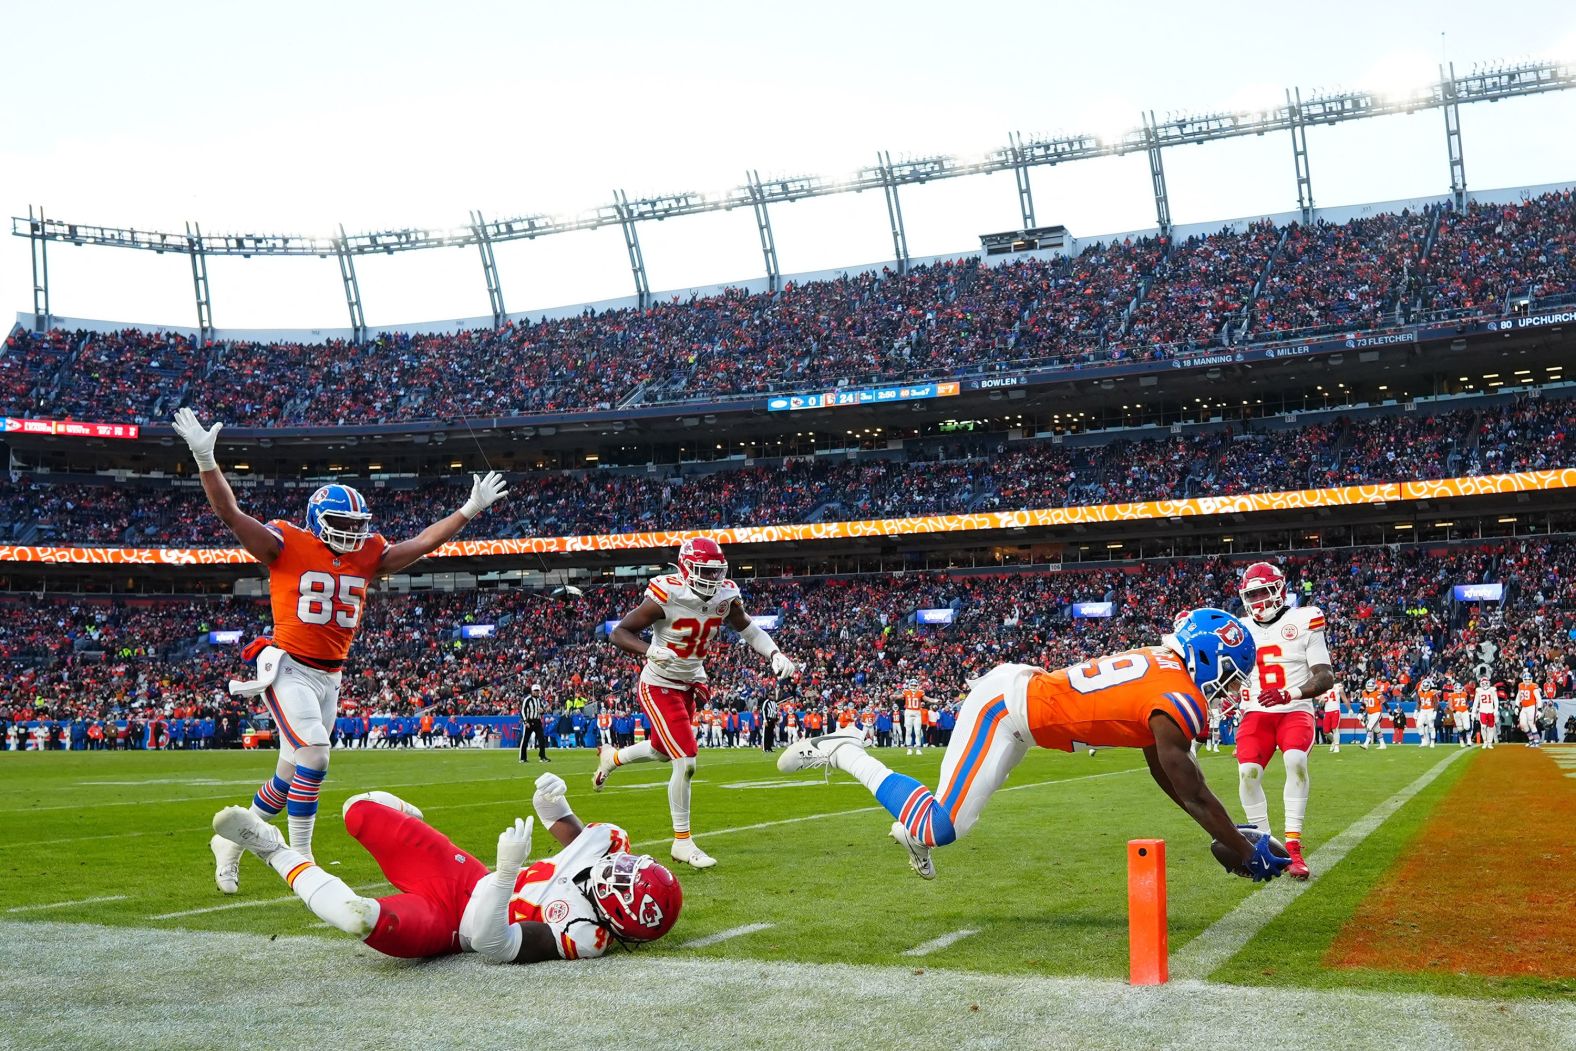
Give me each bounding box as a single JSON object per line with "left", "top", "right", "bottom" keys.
{"left": 835, "top": 748, "right": 894, "bottom": 795}
{"left": 615, "top": 741, "right": 659, "bottom": 766}
{"left": 268, "top": 848, "right": 378, "bottom": 936}
{"left": 668, "top": 755, "right": 695, "bottom": 835}
{"left": 1238, "top": 762, "right": 1270, "bottom": 834}
{"left": 1282, "top": 749, "right": 1309, "bottom": 836}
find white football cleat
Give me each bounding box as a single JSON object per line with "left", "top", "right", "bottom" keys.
{"left": 889, "top": 821, "right": 935, "bottom": 880}
{"left": 212, "top": 805, "right": 286, "bottom": 858}
{"left": 210, "top": 834, "right": 242, "bottom": 895}
{"left": 671, "top": 838, "right": 716, "bottom": 869}
{"left": 341, "top": 791, "right": 423, "bottom": 820}
{"left": 776, "top": 726, "right": 869, "bottom": 774}
{"left": 593, "top": 746, "right": 617, "bottom": 792}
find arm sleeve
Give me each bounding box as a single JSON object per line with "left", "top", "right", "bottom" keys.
{"left": 465, "top": 874, "right": 524, "bottom": 964}
{"left": 738, "top": 623, "right": 780, "bottom": 660}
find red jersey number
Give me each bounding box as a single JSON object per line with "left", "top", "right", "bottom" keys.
{"left": 668, "top": 616, "right": 722, "bottom": 659}
{"left": 1255, "top": 644, "right": 1286, "bottom": 691}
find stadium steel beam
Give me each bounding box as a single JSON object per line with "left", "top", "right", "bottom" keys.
{"left": 469, "top": 209, "right": 507, "bottom": 327}
{"left": 184, "top": 222, "right": 214, "bottom": 340}
{"left": 15, "top": 59, "right": 1573, "bottom": 268}
{"left": 746, "top": 170, "right": 781, "bottom": 293}
{"left": 1143, "top": 113, "right": 1172, "bottom": 235}
{"left": 1442, "top": 63, "right": 1468, "bottom": 208}
{"left": 25, "top": 206, "right": 49, "bottom": 333}
{"left": 1288, "top": 88, "right": 1314, "bottom": 224}
{"left": 1008, "top": 131, "right": 1037, "bottom": 229}
{"left": 334, "top": 224, "right": 366, "bottom": 344}
{"left": 877, "top": 152, "right": 910, "bottom": 274}
{"left": 613, "top": 190, "right": 651, "bottom": 309}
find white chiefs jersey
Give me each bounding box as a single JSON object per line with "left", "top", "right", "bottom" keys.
{"left": 640, "top": 573, "right": 741, "bottom": 688}
{"left": 459, "top": 822, "right": 629, "bottom": 961}
{"left": 1240, "top": 606, "right": 1331, "bottom": 716}
{"left": 1474, "top": 687, "right": 1498, "bottom": 715}
{"left": 1320, "top": 684, "right": 1344, "bottom": 714}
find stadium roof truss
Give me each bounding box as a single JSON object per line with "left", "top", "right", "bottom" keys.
{"left": 13, "top": 60, "right": 1575, "bottom": 341}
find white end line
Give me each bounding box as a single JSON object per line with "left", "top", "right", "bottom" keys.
{"left": 6, "top": 894, "right": 129, "bottom": 913}
{"left": 1170, "top": 747, "right": 1468, "bottom": 981}
{"left": 681, "top": 923, "right": 774, "bottom": 949}
{"left": 902, "top": 928, "right": 980, "bottom": 957}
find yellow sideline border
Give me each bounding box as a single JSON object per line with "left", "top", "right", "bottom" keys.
{"left": 3, "top": 469, "right": 1572, "bottom": 566}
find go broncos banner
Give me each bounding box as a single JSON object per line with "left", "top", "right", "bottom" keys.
{"left": 2, "top": 469, "right": 1571, "bottom": 566}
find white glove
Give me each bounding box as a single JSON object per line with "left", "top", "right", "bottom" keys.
{"left": 646, "top": 643, "right": 678, "bottom": 666}
{"left": 171, "top": 408, "right": 222, "bottom": 472}
{"left": 459, "top": 471, "right": 509, "bottom": 520}
{"left": 495, "top": 817, "right": 534, "bottom": 876}
{"left": 533, "top": 772, "right": 573, "bottom": 825}
{"left": 771, "top": 651, "right": 797, "bottom": 680}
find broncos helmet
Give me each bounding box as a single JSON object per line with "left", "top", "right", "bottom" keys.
{"left": 1167, "top": 608, "right": 1256, "bottom": 703}
{"left": 306, "top": 484, "right": 374, "bottom": 554}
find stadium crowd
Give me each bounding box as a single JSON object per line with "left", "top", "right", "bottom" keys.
{"left": 4, "top": 536, "right": 1573, "bottom": 750}
{"left": 6, "top": 192, "right": 1575, "bottom": 425}
{"left": 7, "top": 395, "right": 1572, "bottom": 546}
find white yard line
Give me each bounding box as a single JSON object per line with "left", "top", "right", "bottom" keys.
{"left": 2, "top": 919, "right": 1571, "bottom": 1051}
{"left": 681, "top": 923, "right": 775, "bottom": 949}
{"left": 901, "top": 928, "right": 980, "bottom": 957}
{"left": 1169, "top": 747, "right": 1468, "bottom": 981}
{"left": 148, "top": 882, "right": 387, "bottom": 921}
{"left": 5, "top": 895, "right": 128, "bottom": 914}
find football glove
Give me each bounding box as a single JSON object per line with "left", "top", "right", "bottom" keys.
{"left": 533, "top": 772, "right": 573, "bottom": 825}
{"left": 495, "top": 817, "right": 534, "bottom": 876}
{"left": 171, "top": 408, "right": 222, "bottom": 472}
{"left": 1239, "top": 825, "right": 1292, "bottom": 883}
{"left": 1257, "top": 687, "right": 1294, "bottom": 707}
{"left": 646, "top": 643, "right": 679, "bottom": 665}
{"left": 770, "top": 651, "right": 797, "bottom": 680}
{"left": 459, "top": 471, "right": 509, "bottom": 519}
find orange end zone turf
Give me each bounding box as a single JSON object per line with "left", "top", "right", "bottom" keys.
{"left": 1325, "top": 748, "right": 1576, "bottom": 979}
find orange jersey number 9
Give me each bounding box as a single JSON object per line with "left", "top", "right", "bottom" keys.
{"left": 297, "top": 571, "right": 368, "bottom": 630}
{"left": 1068, "top": 653, "right": 1150, "bottom": 694}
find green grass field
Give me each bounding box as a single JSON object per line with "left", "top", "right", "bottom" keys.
{"left": 3, "top": 742, "right": 1573, "bottom": 1051}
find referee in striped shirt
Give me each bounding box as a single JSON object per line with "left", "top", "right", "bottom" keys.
{"left": 519, "top": 684, "right": 550, "bottom": 763}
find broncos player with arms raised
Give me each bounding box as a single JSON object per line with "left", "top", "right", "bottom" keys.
{"left": 593, "top": 537, "right": 797, "bottom": 869}
{"left": 171, "top": 409, "right": 509, "bottom": 895}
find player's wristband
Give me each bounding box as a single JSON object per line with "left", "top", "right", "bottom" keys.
{"left": 1287, "top": 686, "right": 1303, "bottom": 701}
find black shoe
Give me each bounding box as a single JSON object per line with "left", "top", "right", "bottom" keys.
{"left": 540, "top": 756, "right": 551, "bottom": 763}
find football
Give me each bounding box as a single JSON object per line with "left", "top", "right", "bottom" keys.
{"left": 1211, "top": 829, "right": 1291, "bottom": 875}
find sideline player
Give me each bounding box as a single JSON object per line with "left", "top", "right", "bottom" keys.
{"left": 172, "top": 408, "right": 509, "bottom": 894}
{"left": 1516, "top": 676, "right": 1543, "bottom": 747}
{"left": 1233, "top": 563, "right": 1334, "bottom": 880}
{"left": 593, "top": 537, "right": 796, "bottom": 868}
{"left": 1320, "top": 683, "right": 1345, "bottom": 753}
{"left": 1474, "top": 678, "right": 1500, "bottom": 748}
{"left": 896, "top": 677, "right": 942, "bottom": 755}
{"left": 1415, "top": 678, "right": 1440, "bottom": 748}
{"left": 211, "top": 774, "right": 680, "bottom": 962}
{"left": 777, "top": 609, "right": 1289, "bottom": 884}
{"left": 1360, "top": 679, "right": 1386, "bottom": 750}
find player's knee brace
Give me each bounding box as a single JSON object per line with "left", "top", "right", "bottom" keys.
{"left": 673, "top": 755, "right": 696, "bottom": 778}
{"left": 1282, "top": 750, "right": 1309, "bottom": 787}
{"left": 1238, "top": 762, "right": 1265, "bottom": 786}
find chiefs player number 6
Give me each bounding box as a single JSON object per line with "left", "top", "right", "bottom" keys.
{"left": 667, "top": 616, "right": 722, "bottom": 660}
{"left": 1255, "top": 644, "right": 1286, "bottom": 691}
{"left": 297, "top": 571, "right": 367, "bottom": 629}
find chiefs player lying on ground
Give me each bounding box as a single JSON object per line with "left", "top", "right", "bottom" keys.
{"left": 211, "top": 774, "right": 680, "bottom": 962}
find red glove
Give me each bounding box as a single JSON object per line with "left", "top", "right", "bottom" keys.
{"left": 1257, "top": 687, "right": 1294, "bottom": 707}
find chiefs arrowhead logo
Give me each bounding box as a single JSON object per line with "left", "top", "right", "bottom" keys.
{"left": 637, "top": 894, "right": 664, "bottom": 928}
{"left": 1214, "top": 619, "right": 1246, "bottom": 647}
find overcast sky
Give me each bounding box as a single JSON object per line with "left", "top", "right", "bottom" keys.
{"left": 3, "top": 0, "right": 1575, "bottom": 331}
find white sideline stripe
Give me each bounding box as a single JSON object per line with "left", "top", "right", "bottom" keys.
{"left": 148, "top": 882, "right": 387, "bottom": 920}
{"left": 681, "top": 923, "right": 774, "bottom": 949}
{"left": 631, "top": 767, "right": 1143, "bottom": 849}
{"left": 1170, "top": 747, "right": 1468, "bottom": 981}
{"left": 6, "top": 920, "right": 1575, "bottom": 1051}
{"left": 6, "top": 895, "right": 128, "bottom": 913}
{"left": 901, "top": 928, "right": 979, "bottom": 957}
